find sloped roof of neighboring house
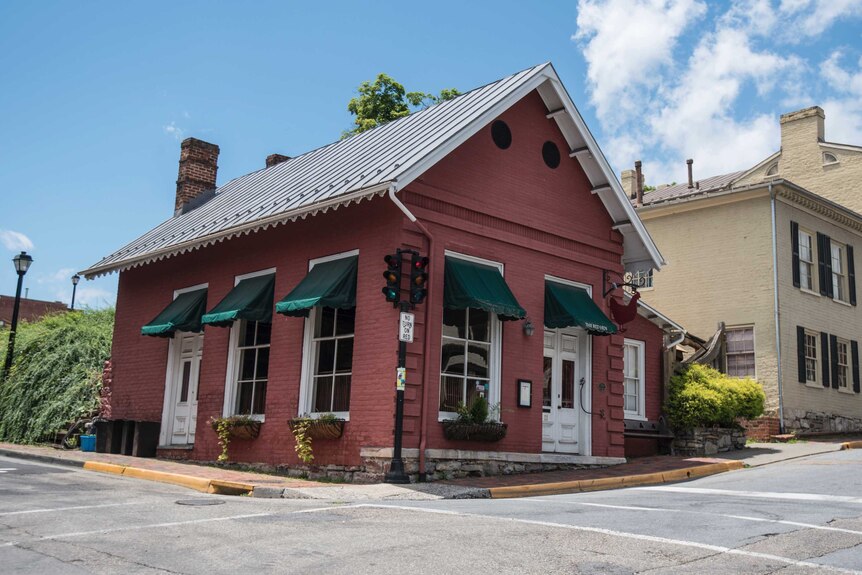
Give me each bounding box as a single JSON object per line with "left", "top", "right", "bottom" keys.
{"left": 82, "top": 63, "right": 663, "bottom": 279}
{"left": 639, "top": 171, "right": 746, "bottom": 206}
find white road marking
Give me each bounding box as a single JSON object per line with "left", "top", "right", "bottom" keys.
{"left": 0, "top": 468, "right": 16, "bottom": 473}
{"left": 350, "top": 504, "right": 862, "bottom": 574}
{"left": 0, "top": 512, "right": 272, "bottom": 548}
{"left": 636, "top": 486, "right": 862, "bottom": 504}
{"left": 527, "top": 499, "right": 862, "bottom": 535}
{"left": 0, "top": 502, "right": 143, "bottom": 517}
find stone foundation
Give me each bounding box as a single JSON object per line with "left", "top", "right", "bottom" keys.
{"left": 672, "top": 427, "right": 746, "bottom": 456}
{"left": 784, "top": 409, "right": 862, "bottom": 434}
{"left": 202, "top": 448, "right": 626, "bottom": 484}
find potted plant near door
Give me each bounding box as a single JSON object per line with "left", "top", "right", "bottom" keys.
{"left": 441, "top": 396, "right": 508, "bottom": 442}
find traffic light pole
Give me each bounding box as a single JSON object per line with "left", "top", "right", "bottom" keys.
{"left": 384, "top": 299, "right": 411, "bottom": 484}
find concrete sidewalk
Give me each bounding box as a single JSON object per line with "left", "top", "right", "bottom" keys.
{"left": 0, "top": 438, "right": 854, "bottom": 500}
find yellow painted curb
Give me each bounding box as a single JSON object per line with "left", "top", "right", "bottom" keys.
{"left": 83, "top": 461, "right": 127, "bottom": 475}
{"left": 841, "top": 441, "right": 862, "bottom": 450}
{"left": 208, "top": 479, "right": 254, "bottom": 496}
{"left": 486, "top": 461, "right": 744, "bottom": 499}
{"left": 121, "top": 467, "right": 212, "bottom": 493}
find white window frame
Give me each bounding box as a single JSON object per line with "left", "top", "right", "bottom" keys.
{"left": 798, "top": 228, "right": 816, "bottom": 293}
{"left": 159, "top": 282, "right": 208, "bottom": 446}
{"left": 803, "top": 329, "right": 820, "bottom": 388}
{"left": 836, "top": 337, "right": 851, "bottom": 392}
{"left": 222, "top": 267, "right": 276, "bottom": 421}
{"left": 831, "top": 241, "right": 848, "bottom": 303}
{"left": 725, "top": 325, "right": 756, "bottom": 379}
{"left": 298, "top": 249, "right": 359, "bottom": 420}
{"left": 623, "top": 339, "right": 646, "bottom": 421}
{"left": 438, "top": 251, "right": 503, "bottom": 422}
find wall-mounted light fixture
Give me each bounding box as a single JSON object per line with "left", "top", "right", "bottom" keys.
{"left": 522, "top": 318, "right": 535, "bottom": 337}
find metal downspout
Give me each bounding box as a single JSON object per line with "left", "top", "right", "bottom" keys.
{"left": 770, "top": 183, "right": 786, "bottom": 433}
{"left": 388, "top": 186, "right": 435, "bottom": 481}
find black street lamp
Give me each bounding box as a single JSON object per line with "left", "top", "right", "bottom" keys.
{"left": 2, "top": 252, "right": 33, "bottom": 380}
{"left": 71, "top": 274, "right": 80, "bottom": 310}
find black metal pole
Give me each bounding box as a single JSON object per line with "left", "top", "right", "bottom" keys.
{"left": 2, "top": 271, "right": 25, "bottom": 380}
{"left": 70, "top": 283, "right": 78, "bottom": 311}
{"left": 385, "top": 299, "right": 410, "bottom": 484}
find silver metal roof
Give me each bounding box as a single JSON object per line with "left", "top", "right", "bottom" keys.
{"left": 638, "top": 171, "right": 746, "bottom": 206}
{"left": 83, "top": 62, "right": 663, "bottom": 278}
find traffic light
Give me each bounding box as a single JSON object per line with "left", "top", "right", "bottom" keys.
{"left": 409, "top": 253, "right": 429, "bottom": 305}
{"left": 382, "top": 252, "right": 401, "bottom": 304}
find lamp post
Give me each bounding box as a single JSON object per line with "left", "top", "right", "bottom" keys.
{"left": 3, "top": 252, "right": 33, "bottom": 380}
{"left": 70, "top": 274, "right": 80, "bottom": 310}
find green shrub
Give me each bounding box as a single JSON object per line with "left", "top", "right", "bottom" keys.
{"left": 666, "top": 364, "right": 765, "bottom": 430}
{"left": 0, "top": 308, "right": 114, "bottom": 443}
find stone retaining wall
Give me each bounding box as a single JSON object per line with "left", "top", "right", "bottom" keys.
{"left": 672, "top": 427, "right": 746, "bottom": 456}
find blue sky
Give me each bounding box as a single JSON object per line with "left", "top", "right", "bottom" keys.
{"left": 2, "top": 1, "right": 860, "bottom": 308}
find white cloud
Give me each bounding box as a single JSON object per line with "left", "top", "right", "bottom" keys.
{"left": 788, "top": 0, "right": 862, "bottom": 37}
{"left": 819, "top": 52, "right": 862, "bottom": 144}
{"left": 36, "top": 267, "right": 76, "bottom": 285}
{"left": 0, "top": 230, "right": 34, "bottom": 252}
{"left": 67, "top": 285, "right": 116, "bottom": 309}
{"left": 163, "top": 121, "right": 185, "bottom": 140}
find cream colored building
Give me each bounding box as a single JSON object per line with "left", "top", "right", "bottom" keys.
{"left": 626, "top": 107, "right": 862, "bottom": 433}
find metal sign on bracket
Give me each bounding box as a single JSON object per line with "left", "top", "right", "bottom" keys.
{"left": 399, "top": 311, "right": 414, "bottom": 343}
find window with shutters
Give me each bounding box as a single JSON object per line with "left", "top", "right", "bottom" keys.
{"left": 798, "top": 229, "right": 815, "bottom": 292}
{"left": 726, "top": 326, "right": 756, "bottom": 378}
{"left": 831, "top": 242, "right": 847, "bottom": 303}
{"left": 837, "top": 338, "right": 850, "bottom": 391}
{"left": 804, "top": 330, "right": 819, "bottom": 386}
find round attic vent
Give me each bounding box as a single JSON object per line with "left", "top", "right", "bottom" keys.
{"left": 491, "top": 121, "right": 512, "bottom": 149}
{"left": 542, "top": 141, "right": 561, "bottom": 169}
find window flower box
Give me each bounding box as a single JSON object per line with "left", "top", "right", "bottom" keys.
{"left": 209, "top": 416, "right": 262, "bottom": 440}
{"left": 441, "top": 420, "right": 508, "bottom": 442}
{"left": 288, "top": 417, "right": 345, "bottom": 440}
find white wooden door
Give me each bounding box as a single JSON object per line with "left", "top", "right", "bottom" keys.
{"left": 542, "top": 331, "right": 580, "bottom": 453}
{"left": 168, "top": 333, "right": 203, "bottom": 445}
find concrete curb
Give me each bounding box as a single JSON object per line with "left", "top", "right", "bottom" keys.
{"left": 840, "top": 441, "right": 862, "bottom": 450}
{"left": 486, "top": 461, "right": 745, "bottom": 499}
{"left": 0, "top": 448, "right": 85, "bottom": 469}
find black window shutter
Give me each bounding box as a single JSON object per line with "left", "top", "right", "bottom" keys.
{"left": 848, "top": 245, "right": 856, "bottom": 306}
{"left": 852, "top": 340, "right": 860, "bottom": 393}
{"left": 797, "top": 326, "right": 807, "bottom": 383}
{"left": 817, "top": 233, "right": 828, "bottom": 296}
{"left": 831, "top": 334, "right": 840, "bottom": 389}
{"left": 821, "top": 332, "right": 831, "bottom": 387}
{"left": 791, "top": 221, "right": 800, "bottom": 288}
{"left": 825, "top": 234, "right": 834, "bottom": 298}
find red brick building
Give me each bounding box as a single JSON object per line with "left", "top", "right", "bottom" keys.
{"left": 82, "top": 64, "right": 679, "bottom": 480}
{"left": 0, "top": 296, "right": 68, "bottom": 328}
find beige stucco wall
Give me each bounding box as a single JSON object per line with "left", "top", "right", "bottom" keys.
{"left": 777, "top": 197, "right": 862, "bottom": 420}
{"left": 636, "top": 191, "right": 780, "bottom": 410}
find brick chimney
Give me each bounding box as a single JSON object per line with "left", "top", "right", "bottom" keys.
{"left": 175, "top": 138, "right": 219, "bottom": 216}
{"left": 266, "top": 154, "right": 291, "bottom": 168}
{"left": 621, "top": 169, "right": 637, "bottom": 200}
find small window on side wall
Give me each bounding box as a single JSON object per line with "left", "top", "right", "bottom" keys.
{"left": 623, "top": 339, "right": 645, "bottom": 420}
{"left": 726, "top": 326, "right": 756, "bottom": 378}
{"left": 823, "top": 152, "right": 839, "bottom": 165}
{"left": 766, "top": 163, "right": 779, "bottom": 176}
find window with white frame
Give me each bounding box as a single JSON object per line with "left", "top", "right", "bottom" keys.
{"left": 440, "top": 307, "right": 495, "bottom": 413}
{"left": 832, "top": 242, "right": 847, "bottom": 302}
{"left": 308, "top": 307, "right": 355, "bottom": 413}
{"left": 804, "top": 330, "right": 818, "bottom": 385}
{"left": 234, "top": 320, "right": 270, "bottom": 415}
{"left": 837, "top": 338, "right": 850, "bottom": 390}
{"left": 798, "top": 229, "right": 815, "bottom": 291}
{"left": 726, "top": 326, "right": 756, "bottom": 378}
{"left": 623, "top": 339, "right": 645, "bottom": 419}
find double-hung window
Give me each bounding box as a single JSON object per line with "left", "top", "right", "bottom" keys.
{"left": 623, "top": 339, "right": 645, "bottom": 419}
{"left": 440, "top": 307, "right": 493, "bottom": 412}
{"left": 804, "top": 330, "right": 818, "bottom": 385}
{"left": 726, "top": 326, "right": 755, "bottom": 378}
{"left": 832, "top": 242, "right": 847, "bottom": 302}
{"left": 836, "top": 338, "right": 850, "bottom": 390}
{"left": 235, "top": 320, "right": 270, "bottom": 415}
{"left": 309, "top": 307, "right": 354, "bottom": 413}
{"left": 798, "top": 229, "right": 814, "bottom": 291}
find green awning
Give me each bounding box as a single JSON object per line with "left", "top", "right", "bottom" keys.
{"left": 276, "top": 256, "right": 358, "bottom": 317}
{"left": 141, "top": 288, "right": 208, "bottom": 337}
{"left": 443, "top": 256, "right": 526, "bottom": 321}
{"left": 544, "top": 281, "right": 617, "bottom": 335}
{"left": 201, "top": 274, "right": 275, "bottom": 327}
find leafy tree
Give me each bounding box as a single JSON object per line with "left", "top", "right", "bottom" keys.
{"left": 0, "top": 308, "right": 114, "bottom": 443}
{"left": 343, "top": 73, "right": 460, "bottom": 138}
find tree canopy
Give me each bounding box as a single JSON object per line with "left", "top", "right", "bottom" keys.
{"left": 343, "top": 73, "right": 460, "bottom": 138}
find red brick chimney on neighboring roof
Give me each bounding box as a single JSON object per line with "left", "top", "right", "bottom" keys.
{"left": 175, "top": 138, "right": 219, "bottom": 216}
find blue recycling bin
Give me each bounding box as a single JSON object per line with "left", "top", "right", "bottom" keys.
{"left": 80, "top": 434, "right": 96, "bottom": 452}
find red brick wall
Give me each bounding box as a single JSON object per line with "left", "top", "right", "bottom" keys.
{"left": 0, "top": 296, "right": 68, "bottom": 325}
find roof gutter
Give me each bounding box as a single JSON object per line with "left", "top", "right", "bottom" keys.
{"left": 387, "top": 185, "right": 435, "bottom": 482}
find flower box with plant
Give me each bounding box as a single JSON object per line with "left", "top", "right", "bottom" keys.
{"left": 289, "top": 413, "right": 346, "bottom": 464}
{"left": 209, "top": 415, "right": 262, "bottom": 463}
{"left": 441, "top": 396, "right": 507, "bottom": 442}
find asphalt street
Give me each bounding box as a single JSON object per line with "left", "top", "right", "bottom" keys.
{"left": 1, "top": 451, "right": 862, "bottom": 574}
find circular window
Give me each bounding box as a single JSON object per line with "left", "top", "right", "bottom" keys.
{"left": 491, "top": 121, "right": 512, "bottom": 149}
{"left": 542, "top": 141, "right": 561, "bottom": 169}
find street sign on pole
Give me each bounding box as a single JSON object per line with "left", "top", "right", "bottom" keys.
{"left": 399, "top": 312, "right": 414, "bottom": 343}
